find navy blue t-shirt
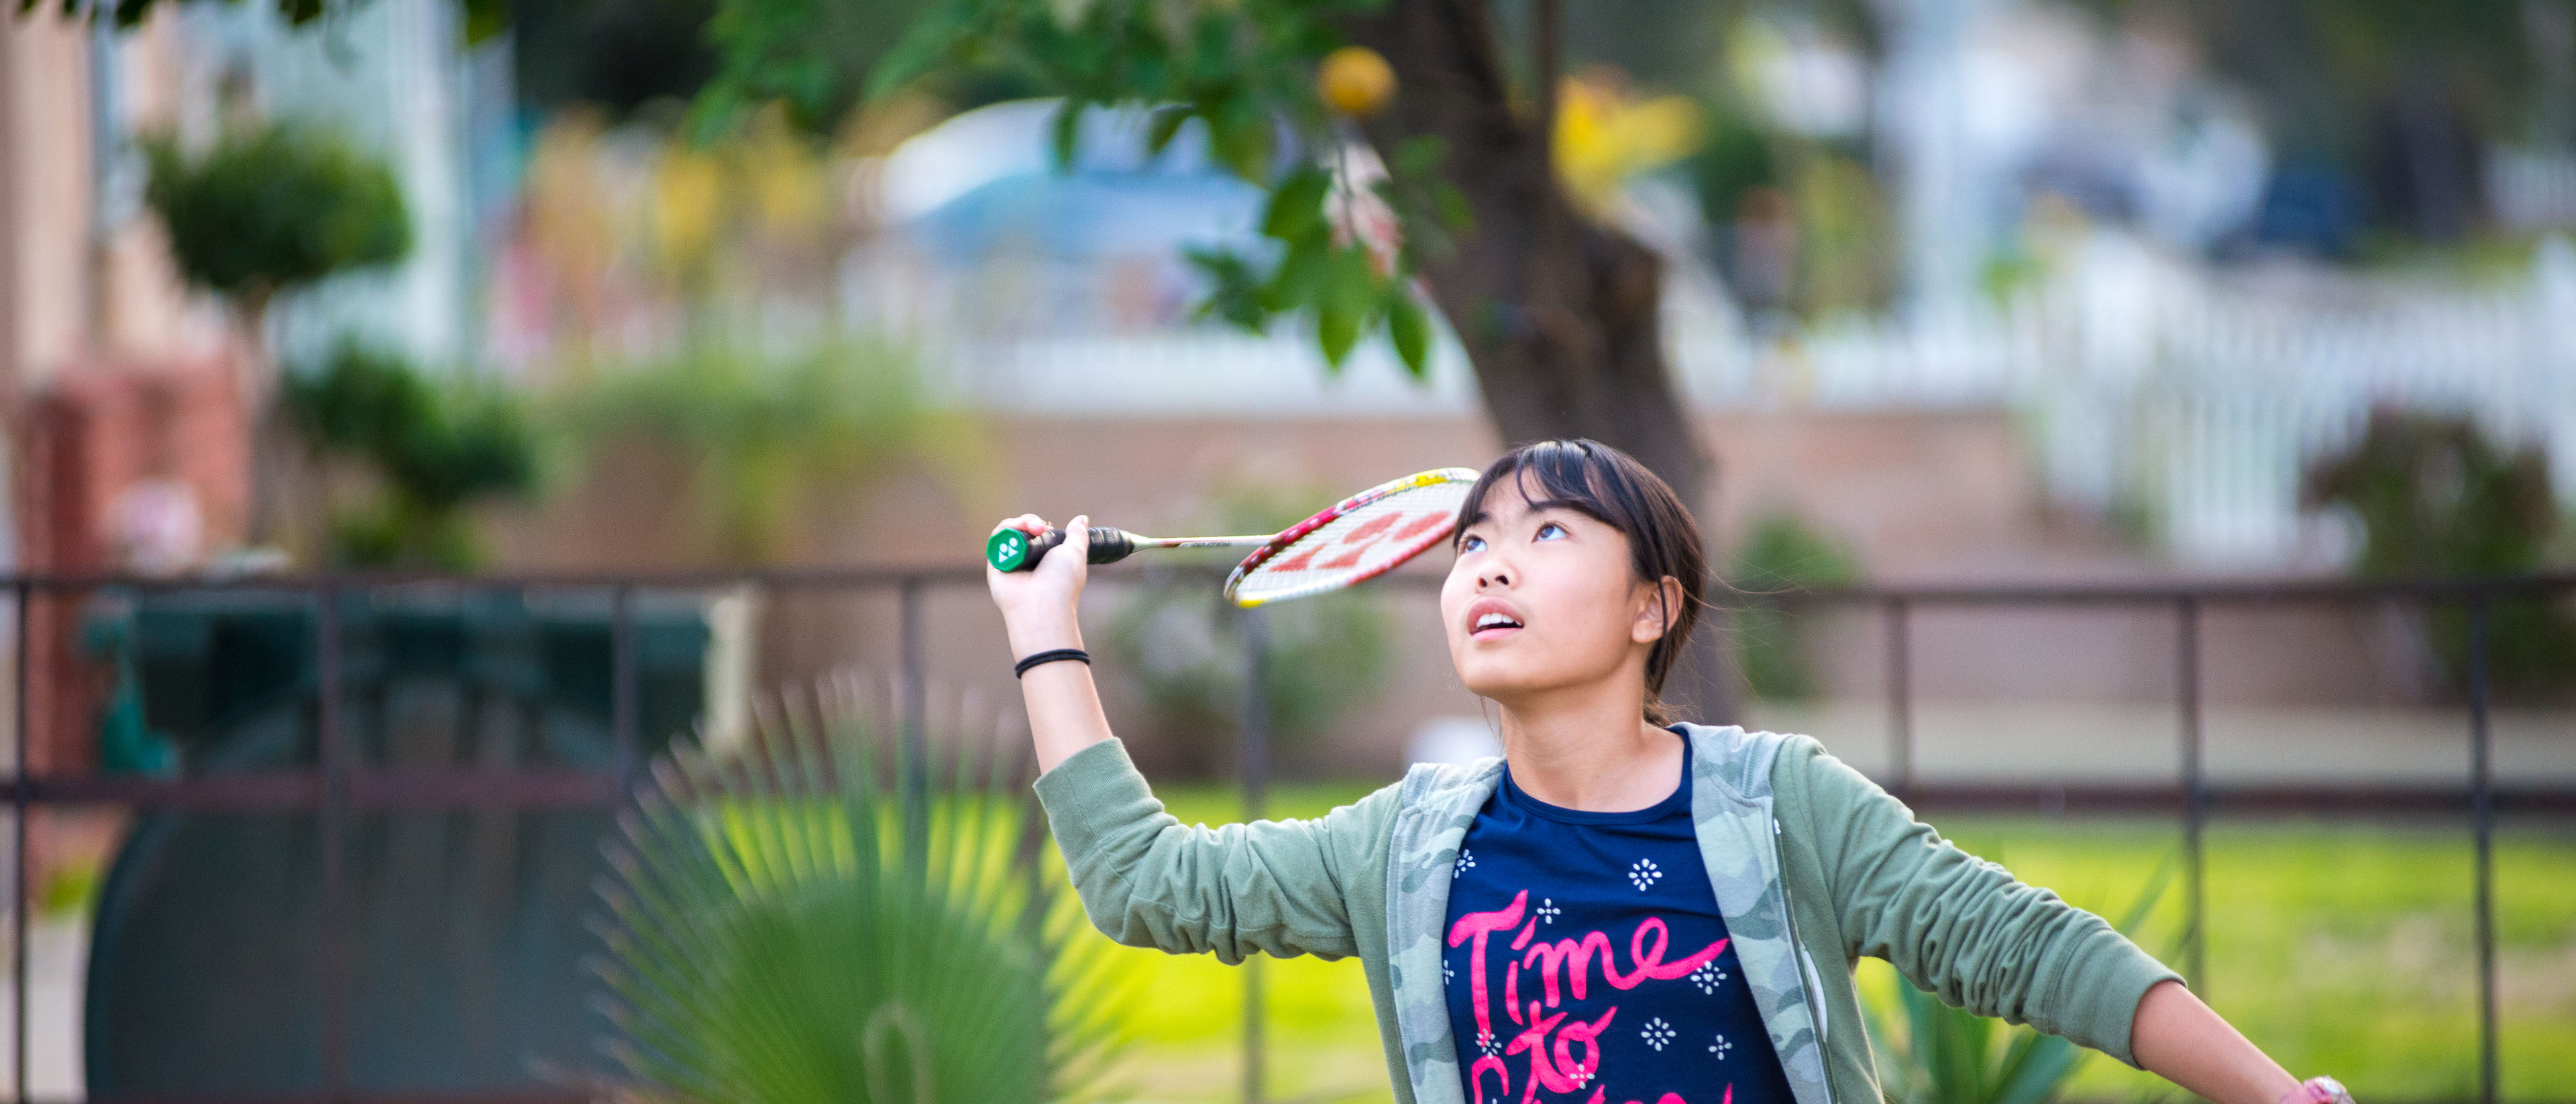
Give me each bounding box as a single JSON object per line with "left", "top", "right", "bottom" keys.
{"left": 1442, "top": 727, "right": 1796, "bottom": 1104}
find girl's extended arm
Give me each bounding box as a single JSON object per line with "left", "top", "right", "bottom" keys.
{"left": 987, "top": 514, "right": 1114, "bottom": 773}
{"left": 2130, "top": 979, "right": 2303, "bottom": 1104}
{"left": 1792, "top": 740, "right": 2324, "bottom": 1097}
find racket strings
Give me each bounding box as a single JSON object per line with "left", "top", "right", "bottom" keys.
{"left": 1230, "top": 476, "right": 1474, "bottom": 606}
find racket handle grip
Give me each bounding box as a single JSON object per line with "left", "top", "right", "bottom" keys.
{"left": 989, "top": 525, "right": 1137, "bottom": 571}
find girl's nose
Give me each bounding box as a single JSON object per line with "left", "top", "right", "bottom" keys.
{"left": 1478, "top": 563, "right": 1512, "bottom": 588}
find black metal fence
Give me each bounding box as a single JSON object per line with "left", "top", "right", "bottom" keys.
{"left": 5, "top": 567, "right": 2571, "bottom": 1104}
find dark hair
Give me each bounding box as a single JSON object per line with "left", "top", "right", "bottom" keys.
{"left": 1451, "top": 439, "right": 1709, "bottom": 724}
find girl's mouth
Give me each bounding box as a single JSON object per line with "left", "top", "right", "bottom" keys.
{"left": 1469, "top": 610, "right": 1524, "bottom": 641}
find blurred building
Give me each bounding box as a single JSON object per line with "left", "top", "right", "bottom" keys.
{"left": 4, "top": 8, "right": 494, "bottom": 1089}
{"left": 5, "top": 0, "right": 498, "bottom": 746}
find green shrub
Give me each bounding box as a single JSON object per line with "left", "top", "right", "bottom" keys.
{"left": 143, "top": 121, "right": 411, "bottom": 314}
{"left": 1728, "top": 510, "right": 1860, "bottom": 702}
{"left": 592, "top": 685, "right": 1125, "bottom": 1103}
{"left": 38, "top": 862, "right": 103, "bottom": 920}
{"left": 564, "top": 337, "right": 980, "bottom": 563}
{"left": 1688, "top": 104, "right": 1782, "bottom": 233}
{"left": 285, "top": 342, "right": 539, "bottom": 569}
{"left": 2301, "top": 406, "right": 2576, "bottom": 698}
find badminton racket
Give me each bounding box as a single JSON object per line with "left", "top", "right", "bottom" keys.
{"left": 985, "top": 467, "right": 1481, "bottom": 607}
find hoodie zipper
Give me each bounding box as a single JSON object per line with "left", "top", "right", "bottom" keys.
{"left": 1766, "top": 811, "right": 1838, "bottom": 1104}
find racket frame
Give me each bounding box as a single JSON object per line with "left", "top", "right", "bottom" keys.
{"left": 1130, "top": 534, "right": 1275, "bottom": 550}
{"left": 1223, "top": 467, "right": 1482, "bottom": 608}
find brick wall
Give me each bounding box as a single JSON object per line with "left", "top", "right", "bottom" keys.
{"left": 16, "top": 357, "right": 248, "bottom": 773}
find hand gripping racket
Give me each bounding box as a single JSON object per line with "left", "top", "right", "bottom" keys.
{"left": 985, "top": 467, "right": 1481, "bottom": 607}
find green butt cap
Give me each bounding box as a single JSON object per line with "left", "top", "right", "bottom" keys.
{"left": 987, "top": 529, "right": 1034, "bottom": 572}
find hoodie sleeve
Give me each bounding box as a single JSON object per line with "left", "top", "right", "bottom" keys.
{"left": 1032, "top": 737, "right": 1399, "bottom": 963}
{"left": 1782, "top": 739, "right": 2182, "bottom": 1067}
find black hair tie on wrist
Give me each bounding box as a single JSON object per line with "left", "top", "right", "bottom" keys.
{"left": 1014, "top": 648, "right": 1091, "bottom": 678}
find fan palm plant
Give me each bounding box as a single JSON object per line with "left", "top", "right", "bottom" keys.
{"left": 1867, "top": 857, "right": 2178, "bottom": 1104}
{"left": 589, "top": 673, "right": 1128, "bottom": 1103}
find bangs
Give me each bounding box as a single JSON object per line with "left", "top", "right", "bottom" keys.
{"left": 1452, "top": 441, "right": 1644, "bottom": 551}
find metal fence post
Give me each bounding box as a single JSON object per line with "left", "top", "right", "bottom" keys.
{"left": 2469, "top": 596, "right": 2497, "bottom": 1104}
{"left": 1885, "top": 597, "right": 1913, "bottom": 795}
{"left": 900, "top": 577, "right": 928, "bottom": 871}
{"left": 610, "top": 585, "right": 638, "bottom": 793}
{"left": 2177, "top": 596, "right": 2206, "bottom": 989}
{"left": 1241, "top": 607, "right": 1269, "bottom": 1104}
{"left": 1695, "top": 600, "right": 1740, "bottom": 728}
{"left": 317, "top": 585, "right": 350, "bottom": 1097}
{"left": 12, "top": 581, "right": 27, "bottom": 1104}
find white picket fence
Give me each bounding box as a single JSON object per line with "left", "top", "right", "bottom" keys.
{"left": 2127, "top": 281, "right": 2576, "bottom": 565}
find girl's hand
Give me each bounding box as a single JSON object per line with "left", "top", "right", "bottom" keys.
{"left": 986, "top": 514, "right": 1089, "bottom": 655}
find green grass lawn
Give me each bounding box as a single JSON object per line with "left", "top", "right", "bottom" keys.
{"left": 1066, "top": 781, "right": 2576, "bottom": 1104}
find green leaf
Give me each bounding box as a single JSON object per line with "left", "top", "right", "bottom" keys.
{"left": 1186, "top": 9, "right": 1234, "bottom": 82}
{"left": 2112, "top": 852, "right": 2176, "bottom": 936}
{"left": 1314, "top": 245, "right": 1379, "bottom": 368}
{"left": 681, "top": 87, "right": 747, "bottom": 148}
{"left": 1395, "top": 134, "right": 1448, "bottom": 177}
{"left": 1048, "top": 98, "right": 1086, "bottom": 172}
{"left": 460, "top": 0, "right": 508, "bottom": 44}
{"left": 1187, "top": 247, "right": 1271, "bottom": 332}
{"left": 1435, "top": 182, "right": 1475, "bottom": 232}
{"left": 1387, "top": 291, "right": 1431, "bottom": 378}
{"left": 864, "top": 0, "right": 981, "bottom": 103}
{"left": 1316, "top": 303, "right": 1362, "bottom": 368}
{"left": 1322, "top": 243, "right": 1379, "bottom": 321}
{"left": 1145, "top": 103, "right": 1194, "bottom": 158}
{"left": 1260, "top": 168, "right": 1332, "bottom": 241}
{"left": 1994, "top": 1033, "right": 2082, "bottom": 1104}
{"left": 1261, "top": 233, "right": 1329, "bottom": 312}
{"left": 1209, "top": 91, "right": 1273, "bottom": 182}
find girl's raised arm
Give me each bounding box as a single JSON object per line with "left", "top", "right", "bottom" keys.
{"left": 984, "top": 513, "right": 1383, "bottom": 963}
{"left": 987, "top": 514, "right": 1115, "bottom": 773}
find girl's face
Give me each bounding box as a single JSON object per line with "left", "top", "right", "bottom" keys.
{"left": 1440, "top": 476, "right": 1675, "bottom": 707}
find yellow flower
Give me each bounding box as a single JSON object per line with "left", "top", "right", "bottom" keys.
{"left": 1554, "top": 72, "right": 1702, "bottom": 214}
{"left": 738, "top": 110, "right": 828, "bottom": 237}
{"left": 652, "top": 145, "right": 724, "bottom": 277}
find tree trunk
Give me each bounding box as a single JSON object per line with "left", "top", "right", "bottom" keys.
{"left": 1344, "top": 0, "right": 1713, "bottom": 514}
{"left": 1346, "top": 0, "right": 1735, "bottom": 722}
{"left": 231, "top": 290, "right": 291, "bottom": 553}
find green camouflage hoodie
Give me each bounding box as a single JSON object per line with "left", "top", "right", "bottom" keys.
{"left": 1033, "top": 722, "right": 2181, "bottom": 1104}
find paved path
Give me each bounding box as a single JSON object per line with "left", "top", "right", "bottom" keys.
{"left": 1, "top": 917, "right": 85, "bottom": 1099}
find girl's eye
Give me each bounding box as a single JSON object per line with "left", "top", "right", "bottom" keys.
{"left": 1535, "top": 522, "right": 1567, "bottom": 540}
{"left": 1461, "top": 534, "right": 1486, "bottom": 553}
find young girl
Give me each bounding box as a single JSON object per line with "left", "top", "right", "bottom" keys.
{"left": 987, "top": 439, "right": 2349, "bottom": 1104}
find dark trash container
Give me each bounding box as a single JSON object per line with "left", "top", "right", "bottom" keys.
{"left": 84, "top": 587, "right": 710, "bottom": 1096}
